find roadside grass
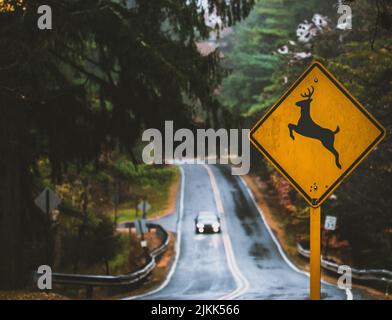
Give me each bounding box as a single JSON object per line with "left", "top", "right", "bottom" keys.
{"left": 111, "top": 165, "right": 180, "bottom": 223}
{"left": 29, "top": 158, "right": 180, "bottom": 299}
{"left": 50, "top": 164, "right": 179, "bottom": 297}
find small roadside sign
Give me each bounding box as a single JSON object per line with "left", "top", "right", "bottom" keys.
{"left": 34, "top": 188, "right": 61, "bottom": 264}
{"left": 34, "top": 188, "right": 61, "bottom": 214}
{"left": 137, "top": 200, "right": 151, "bottom": 219}
{"left": 324, "top": 216, "right": 337, "bottom": 231}
{"left": 137, "top": 200, "right": 151, "bottom": 213}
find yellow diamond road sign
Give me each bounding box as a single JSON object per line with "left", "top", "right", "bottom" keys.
{"left": 250, "top": 61, "right": 386, "bottom": 207}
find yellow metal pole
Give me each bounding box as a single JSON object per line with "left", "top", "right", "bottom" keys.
{"left": 310, "top": 206, "right": 321, "bottom": 300}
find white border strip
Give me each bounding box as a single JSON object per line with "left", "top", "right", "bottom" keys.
{"left": 238, "top": 175, "right": 353, "bottom": 300}
{"left": 123, "top": 166, "right": 185, "bottom": 300}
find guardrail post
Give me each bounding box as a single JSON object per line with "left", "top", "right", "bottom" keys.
{"left": 86, "top": 286, "right": 93, "bottom": 299}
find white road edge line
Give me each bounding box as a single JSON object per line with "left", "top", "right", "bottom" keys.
{"left": 122, "top": 165, "right": 185, "bottom": 300}
{"left": 202, "top": 164, "right": 250, "bottom": 300}
{"left": 238, "top": 175, "right": 353, "bottom": 300}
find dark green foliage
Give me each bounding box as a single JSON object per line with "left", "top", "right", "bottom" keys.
{"left": 1, "top": 0, "right": 254, "bottom": 177}
{"left": 0, "top": 0, "right": 255, "bottom": 288}
{"left": 62, "top": 215, "right": 121, "bottom": 274}
{"left": 219, "top": 0, "right": 291, "bottom": 115}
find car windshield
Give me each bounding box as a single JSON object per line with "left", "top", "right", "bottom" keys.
{"left": 198, "top": 216, "right": 217, "bottom": 223}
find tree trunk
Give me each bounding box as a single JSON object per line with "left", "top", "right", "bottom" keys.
{"left": 73, "top": 181, "right": 89, "bottom": 273}
{"left": 0, "top": 92, "right": 27, "bottom": 289}
{"left": 105, "top": 260, "right": 109, "bottom": 275}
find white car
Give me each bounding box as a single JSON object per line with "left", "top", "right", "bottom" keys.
{"left": 194, "top": 211, "right": 221, "bottom": 234}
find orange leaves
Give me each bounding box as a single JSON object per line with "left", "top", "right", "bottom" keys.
{"left": 0, "top": 0, "right": 24, "bottom": 12}
{"left": 270, "top": 172, "right": 296, "bottom": 214}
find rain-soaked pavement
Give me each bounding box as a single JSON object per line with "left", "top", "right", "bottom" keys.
{"left": 128, "top": 164, "right": 370, "bottom": 300}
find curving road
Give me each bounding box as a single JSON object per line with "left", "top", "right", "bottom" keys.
{"left": 127, "top": 164, "right": 369, "bottom": 300}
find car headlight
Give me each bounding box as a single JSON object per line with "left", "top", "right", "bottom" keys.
{"left": 212, "top": 222, "right": 220, "bottom": 228}
{"left": 197, "top": 223, "right": 204, "bottom": 228}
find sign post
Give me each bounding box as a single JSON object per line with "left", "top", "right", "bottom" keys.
{"left": 34, "top": 188, "right": 61, "bottom": 264}
{"left": 324, "top": 216, "right": 337, "bottom": 231}
{"left": 250, "top": 61, "right": 386, "bottom": 300}
{"left": 136, "top": 199, "right": 151, "bottom": 257}
{"left": 310, "top": 207, "right": 321, "bottom": 300}
{"left": 323, "top": 215, "right": 337, "bottom": 258}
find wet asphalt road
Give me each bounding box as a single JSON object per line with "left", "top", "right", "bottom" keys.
{"left": 131, "top": 164, "right": 368, "bottom": 300}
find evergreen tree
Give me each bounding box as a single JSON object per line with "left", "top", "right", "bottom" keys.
{"left": 218, "top": 0, "right": 334, "bottom": 117}
{"left": 219, "top": 0, "right": 292, "bottom": 116}
{"left": 0, "top": 0, "right": 254, "bottom": 288}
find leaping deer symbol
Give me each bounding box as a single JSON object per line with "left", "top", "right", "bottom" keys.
{"left": 288, "top": 86, "right": 342, "bottom": 169}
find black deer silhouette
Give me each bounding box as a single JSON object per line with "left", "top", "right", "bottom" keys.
{"left": 288, "top": 86, "right": 342, "bottom": 169}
